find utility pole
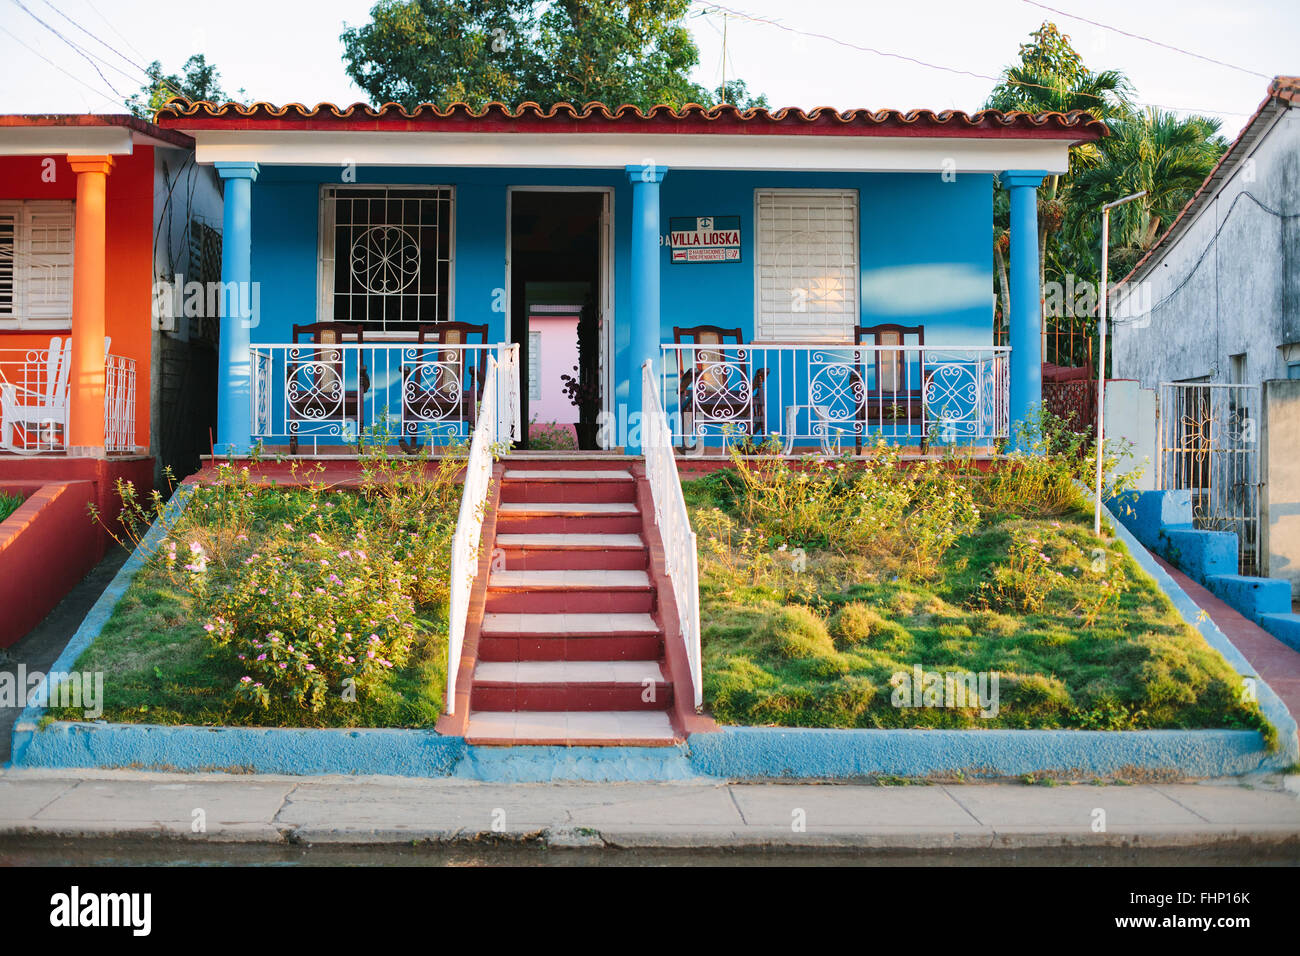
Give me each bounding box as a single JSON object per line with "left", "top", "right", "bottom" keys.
{"left": 720, "top": 11, "right": 728, "bottom": 103}
{"left": 1094, "top": 190, "right": 1147, "bottom": 536}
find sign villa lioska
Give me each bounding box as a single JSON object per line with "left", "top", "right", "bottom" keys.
{"left": 668, "top": 216, "right": 742, "bottom": 263}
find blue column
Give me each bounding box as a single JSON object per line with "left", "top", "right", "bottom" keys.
{"left": 215, "top": 161, "right": 259, "bottom": 455}
{"left": 625, "top": 164, "right": 667, "bottom": 455}
{"left": 1001, "top": 170, "right": 1046, "bottom": 449}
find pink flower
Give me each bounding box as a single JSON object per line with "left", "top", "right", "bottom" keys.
{"left": 240, "top": 676, "right": 252, "bottom": 683}
{"left": 304, "top": 663, "right": 315, "bottom": 671}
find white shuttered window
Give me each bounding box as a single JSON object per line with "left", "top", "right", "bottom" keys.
{"left": 0, "top": 201, "right": 75, "bottom": 328}
{"left": 755, "top": 189, "right": 858, "bottom": 342}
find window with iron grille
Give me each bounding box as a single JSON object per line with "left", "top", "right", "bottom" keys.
{"left": 0, "top": 200, "right": 75, "bottom": 329}
{"left": 319, "top": 186, "right": 453, "bottom": 333}
{"left": 754, "top": 189, "right": 858, "bottom": 342}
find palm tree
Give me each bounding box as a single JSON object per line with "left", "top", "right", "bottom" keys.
{"left": 985, "top": 23, "right": 1135, "bottom": 362}
{"left": 1068, "top": 108, "right": 1227, "bottom": 283}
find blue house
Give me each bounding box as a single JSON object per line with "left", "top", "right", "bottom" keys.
{"left": 149, "top": 99, "right": 1107, "bottom": 744}
{"left": 154, "top": 100, "right": 1102, "bottom": 457}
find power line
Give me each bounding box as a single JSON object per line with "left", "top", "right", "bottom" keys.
{"left": 43, "top": 0, "right": 154, "bottom": 83}
{"left": 689, "top": 0, "right": 1254, "bottom": 117}
{"left": 80, "top": 0, "right": 146, "bottom": 62}
{"left": 1116, "top": 190, "right": 1300, "bottom": 324}
{"left": 39, "top": 0, "right": 185, "bottom": 102}
{"left": 0, "top": 22, "right": 119, "bottom": 108}
{"left": 11, "top": 0, "right": 123, "bottom": 98}
{"left": 1021, "top": 0, "right": 1271, "bottom": 80}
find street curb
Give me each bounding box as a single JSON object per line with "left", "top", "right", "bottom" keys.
{"left": 1, "top": 823, "right": 1297, "bottom": 852}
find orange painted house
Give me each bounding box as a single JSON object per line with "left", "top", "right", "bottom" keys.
{"left": 0, "top": 115, "right": 222, "bottom": 646}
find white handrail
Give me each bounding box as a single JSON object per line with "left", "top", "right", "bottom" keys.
{"left": 641, "top": 359, "right": 703, "bottom": 709}
{"left": 445, "top": 344, "right": 519, "bottom": 714}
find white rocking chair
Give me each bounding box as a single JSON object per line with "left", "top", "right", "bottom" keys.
{"left": 0, "top": 336, "right": 72, "bottom": 453}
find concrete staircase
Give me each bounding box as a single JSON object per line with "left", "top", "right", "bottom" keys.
{"left": 463, "top": 460, "right": 680, "bottom": 746}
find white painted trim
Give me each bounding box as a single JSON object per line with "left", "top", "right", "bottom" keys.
{"left": 191, "top": 130, "right": 1073, "bottom": 174}
{"left": 504, "top": 185, "right": 615, "bottom": 442}
{"left": 0, "top": 126, "right": 134, "bottom": 156}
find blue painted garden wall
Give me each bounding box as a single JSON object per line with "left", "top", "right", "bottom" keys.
{"left": 246, "top": 166, "right": 992, "bottom": 436}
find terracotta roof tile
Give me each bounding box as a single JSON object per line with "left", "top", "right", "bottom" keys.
{"left": 154, "top": 98, "right": 1105, "bottom": 140}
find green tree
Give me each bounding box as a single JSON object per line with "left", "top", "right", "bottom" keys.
{"left": 341, "top": 0, "right": 534, "bottom": 109}
{"left": 341, "top": 0, "right": 764, "bottom": 110}
{"left": 712, "top": 79, "right": 769, "bottom": 110}
{"left": 1069, "top": 108, "right": 1226, "bottom": 282}
{"left": 126, "top": 54, "right": 232, "bottom": 118}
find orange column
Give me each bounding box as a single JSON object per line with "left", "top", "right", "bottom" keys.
{"left": 67, "top": 155, "right": 114, "bottom": 454}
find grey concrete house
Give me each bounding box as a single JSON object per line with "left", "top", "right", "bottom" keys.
{"left": 1112, "top": 76, "right": 1299, "bottom": 588}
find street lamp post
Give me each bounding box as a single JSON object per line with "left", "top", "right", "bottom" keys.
{"left": 1094, "top": 190, "right": 1147, "bottom": 537}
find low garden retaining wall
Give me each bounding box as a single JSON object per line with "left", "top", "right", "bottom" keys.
{"left": 9, "top": 487, "right": 1296, "bottom": 781}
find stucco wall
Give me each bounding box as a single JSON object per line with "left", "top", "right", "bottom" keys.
{"left": 1112, "top": 108, "right": 1300, "bottom": 388}
{"left": 1262, "top": 378, "right": 1300, "bottom": 585}
{"left": 0, "top": 150, "right": 157, "bottom": 451}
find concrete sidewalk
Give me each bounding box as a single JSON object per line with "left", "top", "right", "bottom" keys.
{"left": 2, "top": 767, "right": 1298, "bottom": 856}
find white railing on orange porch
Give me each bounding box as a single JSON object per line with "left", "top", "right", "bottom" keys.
{"left": 0, "top": 339, "right": 71, "bottom": 453}
{"left": 104, "top": 351, "right": 138, "bottom": 453}
{"left": 642, "top": 359, "right": 702, "bottom": 710}
{"left": 444, "top": 345, "right": 520, "bottom": 715}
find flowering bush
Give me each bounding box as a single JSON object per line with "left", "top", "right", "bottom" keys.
{"left": 111, "top": 429, "right": 466, "bottom": 714}
{"left": 205, "top": 538, "right": 418, "bottom": 711}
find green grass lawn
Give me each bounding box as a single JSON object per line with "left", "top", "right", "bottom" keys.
{"left": 49, "top": 452, "right": 458, "bottom": 729}
{"left": 684, "top": 459, "right": 1274, "bottom": 746}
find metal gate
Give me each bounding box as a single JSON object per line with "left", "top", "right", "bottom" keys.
{"left": 1158, "top": 382, "right": 1261, "bottom": 575}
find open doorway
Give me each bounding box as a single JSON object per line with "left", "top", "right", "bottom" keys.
{"left": 509, "top": 189, "right": 607, "bottom": 450}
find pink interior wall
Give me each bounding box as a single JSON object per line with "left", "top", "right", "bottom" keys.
{"left": 531, "top": 314, "right": 580, "bottom": 425}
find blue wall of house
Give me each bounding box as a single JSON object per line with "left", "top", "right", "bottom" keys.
{"left": 245, "top": 165, "right": 992, "bottom": 440}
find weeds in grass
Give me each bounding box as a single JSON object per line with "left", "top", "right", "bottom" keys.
{"left": 724, "top": 436, "right": 980, "bottom": 576}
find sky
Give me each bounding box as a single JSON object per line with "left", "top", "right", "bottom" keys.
{"left": 0, "top": 0, "right": 1295, "bottom": 140}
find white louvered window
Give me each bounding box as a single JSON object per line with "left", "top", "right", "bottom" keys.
{"left": 755, "top": 189, "right": 858, "bottom": 342}
{"left": 0, "top": 201, "right": 75, "bottom": 328}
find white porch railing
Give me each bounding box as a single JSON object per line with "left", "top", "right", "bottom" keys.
{"left": 445, "top": 345, "right": 520, "bottom": 715}
{"left": 104, "top": 352, "right": 138, "bottom": 453}
{"left": 642, "top": 359, "right": 702, "bottom": 710}
{"left": 661, "top": 343, "right": 1010, "bottom": 452}
{"left": 0, "top": 341, "right": 69, "bottom": 453}
{"left": 250, "top": 342, "right": 517, "bottom": 449}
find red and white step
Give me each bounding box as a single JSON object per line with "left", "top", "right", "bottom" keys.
{"left": 464, "top": 460, "right": 679, "bottom": 746}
